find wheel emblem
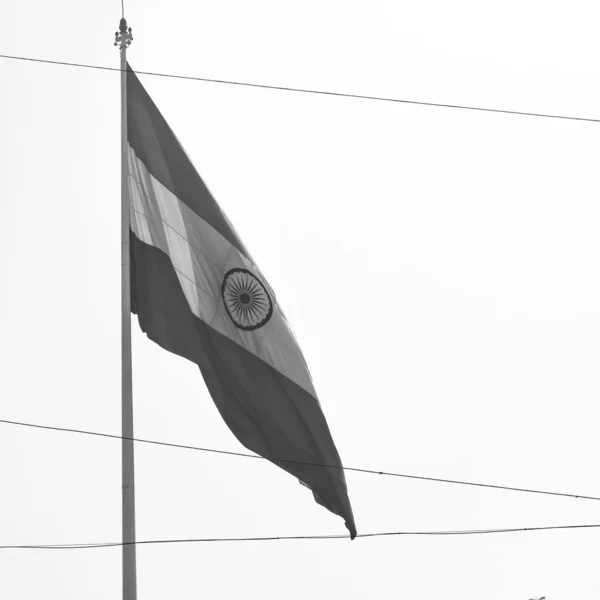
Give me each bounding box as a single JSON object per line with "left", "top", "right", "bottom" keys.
{"left": 221, "top": 268, "right": 273, "bottom": 331}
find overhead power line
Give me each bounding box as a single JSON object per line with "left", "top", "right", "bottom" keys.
{"left": 2, "top": 418, "right": 599, "bottom": 503}
{"left": 2, "top": 524, "right": 600, "bottom": 550}
{"left": 1, "top": 53, "right": 598, "bottom": 124}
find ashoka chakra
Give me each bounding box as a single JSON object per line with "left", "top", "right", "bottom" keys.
{"left": 221, "top": 268, "right": 273, "bottom": 331}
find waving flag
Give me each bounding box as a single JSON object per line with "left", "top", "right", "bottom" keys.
{"left": 126, "top": 65, "right": 356, "bottom": 537}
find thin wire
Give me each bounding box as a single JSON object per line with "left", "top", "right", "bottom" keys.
{"left": 2, "top": 524, "right": 600, "bottom": 550}
{"left": 0, "top": 53, "right": 598, "bottom": 124}
{"left": 121, "top": 0, "right": 125, "bottom": 19}
{"left": 2, "top": 418, "right": 600, "bottom": 502}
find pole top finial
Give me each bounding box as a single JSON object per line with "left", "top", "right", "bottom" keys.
{"left": 114, "top": 18, "right": 133, "bottom": 50}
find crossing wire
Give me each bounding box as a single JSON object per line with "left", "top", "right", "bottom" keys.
{"left": 2, "top": 524, "right": 600, "bottom": 550}
{"left": 1, "top": 54, "right": 599, "bottom": 124}
{"left": 2, "top": 418, "right": 600, "bottom": 503}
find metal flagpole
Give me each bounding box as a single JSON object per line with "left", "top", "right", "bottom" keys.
{"left": 115, "top": 18, "right": 136, "bottom": 600}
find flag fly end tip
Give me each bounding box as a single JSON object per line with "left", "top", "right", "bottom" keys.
{"left": 347, "top": 523, "right": 357, "bottom": 540}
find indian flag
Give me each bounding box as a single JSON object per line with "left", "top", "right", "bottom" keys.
{"left": 126, "top": 65, "right": 356, "bottom": 538}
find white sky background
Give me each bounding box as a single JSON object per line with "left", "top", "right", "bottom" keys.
{"left": 1, "top": 0, "right": 599, "bottom": 598}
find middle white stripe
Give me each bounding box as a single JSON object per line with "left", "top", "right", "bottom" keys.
{"left": 128, "top": 146, "right": 317, "bottom": 399}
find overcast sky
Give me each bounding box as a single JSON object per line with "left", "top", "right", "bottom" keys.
{"left": 2, "top": 1, "right": 600, "bottom": 598}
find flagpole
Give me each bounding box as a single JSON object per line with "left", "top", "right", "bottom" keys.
{"left": 115, "top": 18, "right": 136, "bottom": 600}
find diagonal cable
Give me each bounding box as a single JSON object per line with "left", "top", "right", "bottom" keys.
{"left": 2, "top": 418, "right": 599, "bottom": 502}
{"left": 0, "top": 54, "right": 599, "bottom": 123}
